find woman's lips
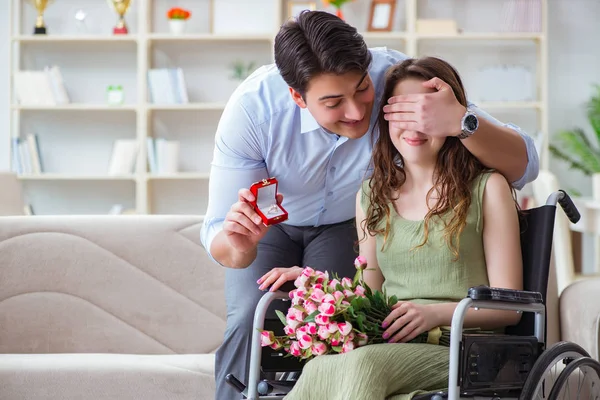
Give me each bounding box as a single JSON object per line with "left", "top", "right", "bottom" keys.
{"left": 341, "top": 118, "right": 364, "bottom": 126}
{"left": 404, "top": 137, "right": 427, "bottom": 146}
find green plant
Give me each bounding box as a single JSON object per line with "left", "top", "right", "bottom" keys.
{"left": 550, "top": 84, "right": 600, "bottom": 175}
{"left": 230, "top": 60, "right": 256, "bottom": 82}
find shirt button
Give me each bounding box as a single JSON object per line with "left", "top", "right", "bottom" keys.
{"left": 322, "top": 209, "right": 327, "bottom": 213}
{"left": 327, "top": 191, "right": 333, "bottom": 196}
{"left": 330, "top": 167, "right": 336, "bottom": 172}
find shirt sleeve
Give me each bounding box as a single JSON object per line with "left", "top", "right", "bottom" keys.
{"left": 468, "top": 102, "right": 540, "bottom": 190}
{"left": 200, "top": 95, "right": 269, "bottom": 262}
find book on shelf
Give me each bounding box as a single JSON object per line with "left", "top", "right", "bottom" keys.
{"left": 147, "top": 137, "right": 180, "bottom": 174}
{"left": 147, "top": 68, "right": 189, "bottom": 104}
{"left": 11, "top": 133, "right": 44, "bottom": 175}
{"left": 108, "top": 139, "right": 139, "bottom": 175}
{"left": 13, "top": 66, "right": 70, "bottom": 106}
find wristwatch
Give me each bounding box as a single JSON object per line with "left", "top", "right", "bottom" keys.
{"left": 457, "top": 108, "right": 479, "bottom": 140}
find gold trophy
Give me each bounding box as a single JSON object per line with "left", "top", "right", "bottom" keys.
{"left": 28, "top": 0, "right": 54, "bottom": 35}
{"left": 107, "top": 0, "right": 132, "bottom": 35}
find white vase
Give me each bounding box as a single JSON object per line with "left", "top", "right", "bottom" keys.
{"left": 169, "top": 19, "right": 186, "bottom": 34}
{"left": 592, "top": 173, "right": 600, "bottom": 201}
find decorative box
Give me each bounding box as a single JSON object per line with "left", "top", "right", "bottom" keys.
{"left": 249, "top": 177, "right": 288, "bottom": 226}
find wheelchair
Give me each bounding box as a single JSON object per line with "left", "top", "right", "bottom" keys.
{"left": 226, "top": 189, "right": 600, "bottom": 400}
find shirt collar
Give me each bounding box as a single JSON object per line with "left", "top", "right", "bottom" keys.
{"left": 300, "top": 107, "right": 321, "bottom": 134}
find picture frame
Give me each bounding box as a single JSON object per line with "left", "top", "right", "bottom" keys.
{"left": 288, "top": 1, "right": 317, "bottom": 19}
{"left": 368, "top": 0, "right": 396, "bottom": 32}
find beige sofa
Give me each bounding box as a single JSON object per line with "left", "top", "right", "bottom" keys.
{"left": 0, "top": 214, "right": 598, "bottom": 400}
{"left": 0, "top": 215, "right": 226, "bottom": 400}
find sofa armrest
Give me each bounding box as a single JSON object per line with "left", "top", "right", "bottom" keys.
{"left": 560, "top": 277, "right": 600, "bottom": 360}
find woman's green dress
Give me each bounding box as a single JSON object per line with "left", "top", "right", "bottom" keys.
{"left": 283, "top": 173, "right": 493, "bottom": 400}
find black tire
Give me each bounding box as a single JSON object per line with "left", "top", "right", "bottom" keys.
{"left": 547, "top": 357, "right": 600, "bottom": 400}
{"left": 519, "top": 341, "right": 591, "bottom": 400}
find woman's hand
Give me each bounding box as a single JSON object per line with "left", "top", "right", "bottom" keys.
{"left": 381, "top": 302, "right": 440, "bottom": 343}
{"left": 257, "top": 266, "right": 304, "bottom": 292}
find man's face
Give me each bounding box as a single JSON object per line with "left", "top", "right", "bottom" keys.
{"left": 290, "top": 71, "right": 375, "bottom": 139}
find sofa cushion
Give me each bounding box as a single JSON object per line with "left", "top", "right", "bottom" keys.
{"left": 0, "top": 353, "right": 216, "bottom": 400}
{"left": 0, "top": 215, "right": 226, "bottom": 354}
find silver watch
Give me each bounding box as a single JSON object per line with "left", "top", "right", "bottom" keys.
{"left": 457, "top": 108, "right": 479, "bottom": 139}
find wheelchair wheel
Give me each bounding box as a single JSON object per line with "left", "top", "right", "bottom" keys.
{"left": 547, "top": 356, "right": 600, "bottom": 399}
{"left": 520, "top": 341, "right": 591, "bottom": 400}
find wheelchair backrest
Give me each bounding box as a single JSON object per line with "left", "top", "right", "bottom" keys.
{"left": 505, "top": 204, "right": 557, "bottom": 340}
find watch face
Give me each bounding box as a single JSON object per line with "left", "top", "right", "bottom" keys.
{"left": 465, "top": 114, "right": 478, "bottom": 132}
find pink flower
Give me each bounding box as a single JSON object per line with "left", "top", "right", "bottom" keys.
{"left": 284, "top": 325, "right": 296, "bottom": 336}
{"left": 289, "top": 341, "right": 302, "bottom": 357}
{"left": 309, "top": 288, "right": 326, "bottom": 303}
{"left": 260, "top": 331, "right": 275, "bottom": 346}
{"left": 298, "top": 333, "right": 313, "bottom": 349}
{"left": 311, "top": 341, "right": 328, "bottom": 356}
{"left": 270, "top": 340, "right": 281, "bottom": 350}
{"left": 341, "top": 300, "right": 350, "bottom": 307}
{"left": 330, "top": 335, "right": 342, "bottom": 347}
{"left": 329, "top": 279, "right": 341, "bottom": 290}
{"left": 341, "top": 278, "right": 353, "bottom": 289}
{"left": 314, "top": 283, "right": 324, "bottom": 290}
{"left": 302, "top": 267, "right": 315, "bottom": 277}
{"left": 342, "top": 340, "right": 355, "bottom": 353}
{"left": 357, "top": 333, "right": 368, "bottom": 346}
{"left": 322, "top": 294, "right": 336, "bottom": 304}
{"left": 318, "top": 325, "right": 331, "bottom": 340}
{"left": 318, "top": 302, "right": 336, "bottom": 317}
{"left": 327, "top": 321, "right": 339, "bottom": 334}
{"left": 354, "top": 285, "right": 366, "bottom": 297}
{"left": 296, "top": 325, "right": 307, "bottom": 336}
{"left": 294, "top": 274, "right": 309, "bottom": 288}
{"left": 343, "top": 289, "right": 355, "bottom": 298}
{"left": 338, "top": 322, "right": 353, "bottom": 336}
{"left": 286, "top": 318, "right": 301, "bottom": 330}
{"left": 333, "top": 291, "right": 345, "bottom": 302}
{"left": 315, "top": 270, "right": 328, "bottom": 284}
{"left": 306, "top": 322, "right": 317, "bottom": 335}
{"left": 354, "top": 256, "right": 368, "bottom": 270}
{"left": 314, "top": 313, "right": 330, "bottom": 325}
{"left": 287, "top": 307, "right": 305, "bottom": 322}
{"left": 304, "top": 300, "right": 317, "bottom": 314}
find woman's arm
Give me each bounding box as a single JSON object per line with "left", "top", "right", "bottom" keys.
{"left": 428, "top": 172, "right": 524, "bottom": 329}
{"left": 355, "top": 190, "right": 385, "bottom": 291}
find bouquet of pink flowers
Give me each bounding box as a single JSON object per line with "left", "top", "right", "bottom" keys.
{"left": 260, "top": 256, "right": 430, "bottom": 361}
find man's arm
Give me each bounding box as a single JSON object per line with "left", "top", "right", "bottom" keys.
{"left": 200, "top": 96, "right": 269, "bottom": 268}
{"left": 461, "top": 103, "right": 539, "bottom": 190}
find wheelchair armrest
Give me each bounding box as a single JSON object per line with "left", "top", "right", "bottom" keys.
{"left": 467, "top": 285, "right": 543, "bottom": 304}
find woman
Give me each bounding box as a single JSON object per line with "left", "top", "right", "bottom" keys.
{"left": 257, "top": 57, "right": 523, "bottom": 399}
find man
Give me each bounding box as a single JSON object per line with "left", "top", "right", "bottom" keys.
{"left": 201, "top": 11, "right": 538, "bottom": 400}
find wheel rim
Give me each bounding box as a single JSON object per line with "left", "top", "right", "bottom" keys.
{"left": 531, "top": 351, "right": 584, "bottom": 399}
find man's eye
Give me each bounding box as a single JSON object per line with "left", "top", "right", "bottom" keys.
{"left": 326, "top": 101, "right": 342, "bottom": 109}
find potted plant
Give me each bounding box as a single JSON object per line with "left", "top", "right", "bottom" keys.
{"left": 167, "top": 7, "right": 191, "bottom": 34}
{"left": 550, "top": 84, "right": 600, "bottom": 199}
{"left": 322, "top": 0, "right": 355, "bottom": 20}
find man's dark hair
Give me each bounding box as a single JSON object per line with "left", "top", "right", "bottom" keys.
{"left": 274, "top": 10, "right": 372, "bottom": 95}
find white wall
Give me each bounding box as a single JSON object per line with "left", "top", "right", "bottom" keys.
{"left": 1, "top": 0, "right": 600, "bottom": 195}
{"left": 0, "top": 0, "right": 8, "bottom": 171}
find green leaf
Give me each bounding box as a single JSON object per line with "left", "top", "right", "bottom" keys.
{"left": 275, "top": 309, "right": 287, "bottom": 326}
{"left": 303, "top": 310, "right": 319, "bottom": 323}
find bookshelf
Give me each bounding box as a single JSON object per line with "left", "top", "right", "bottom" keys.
{"left": 8, "top": 0, "right": 548, "bottom": 215}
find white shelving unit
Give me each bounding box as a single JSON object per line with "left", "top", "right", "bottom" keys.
{"left": 8, "top": 0, "right": 548, "bottom": 215}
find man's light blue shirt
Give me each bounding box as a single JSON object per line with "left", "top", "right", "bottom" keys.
{"left": 200, "top": 47, "right": 539, "bottom": 257}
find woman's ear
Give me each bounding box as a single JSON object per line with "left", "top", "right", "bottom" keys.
{"left": 289, "top": 87, "right": 307, "bottom": 109}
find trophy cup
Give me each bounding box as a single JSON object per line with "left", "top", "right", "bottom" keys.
{"left": 28, "top": 0, "right": 54, "bottom": 35}
{"left": 107, "top": 0, "right": 132, "bottom": 35}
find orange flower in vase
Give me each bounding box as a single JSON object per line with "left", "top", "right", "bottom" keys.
{"left": 321, "top": 0, "right": 354, "bottom": 20}
{"left": 167, "top": 7, "right": 191, "bottom": 35}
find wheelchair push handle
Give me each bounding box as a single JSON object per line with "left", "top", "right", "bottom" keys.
{"left": 557, "top": 189, "right": 581, "bottom": 224}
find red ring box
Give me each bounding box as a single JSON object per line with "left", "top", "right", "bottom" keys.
{"left": 249, "top": 177, "right": 288, "bottom": 226}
